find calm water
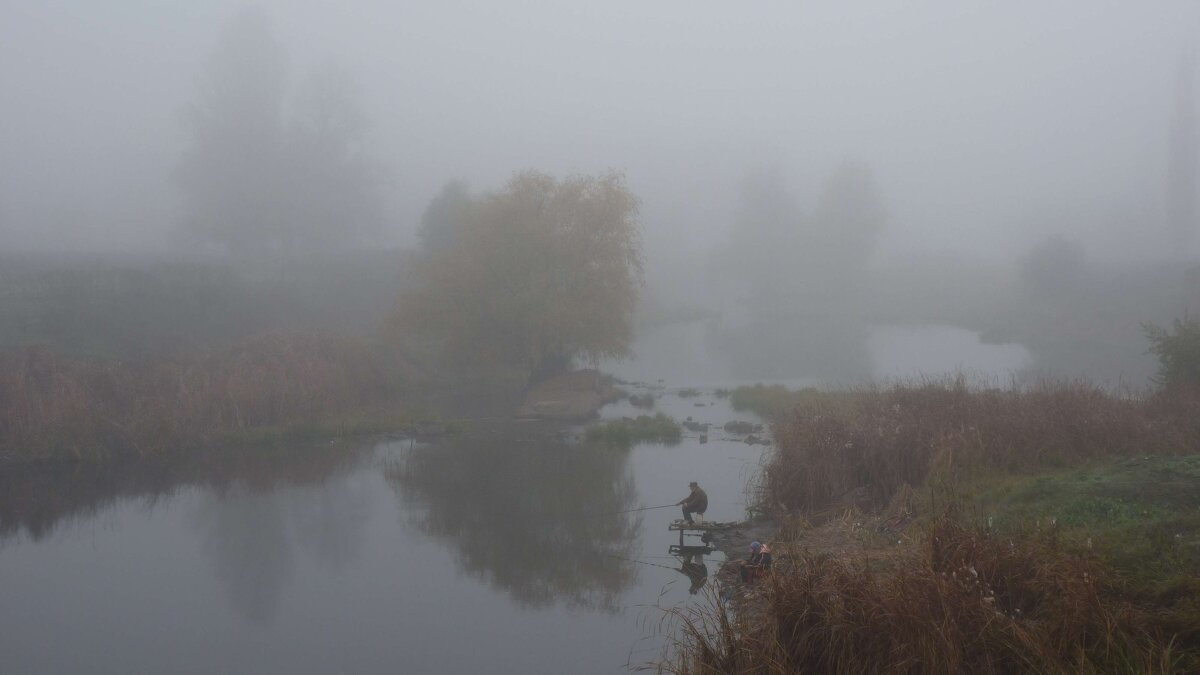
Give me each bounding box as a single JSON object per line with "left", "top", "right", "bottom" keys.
{"left": 0, "top": 322, "right": 1027, "bottom": 674}
{"left": 0, "top": 398, "right": 762, "bottom": 674}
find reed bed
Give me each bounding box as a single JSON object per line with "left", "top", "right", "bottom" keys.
{"left": 667, "top": 521, "right": 1185, "bottom": 675}
{"left": 662, "top": 380, "right": 1200, "bottom": 674}
{"left": 765, "top": 379, "right": 1199, "bottom": 515}
{"left": 0, "top": 334, "right": 413, "bottom": 460}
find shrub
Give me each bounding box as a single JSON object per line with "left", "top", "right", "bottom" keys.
{"left": 1144, "top": 315, "right": 1200, "bottom": 388}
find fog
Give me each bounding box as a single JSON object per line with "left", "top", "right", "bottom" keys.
{"left": 5, "top": 6, "right": 1200, "bottom": 671}
{"left": 3, "top": 1, "right": 1200, "bottom": 383}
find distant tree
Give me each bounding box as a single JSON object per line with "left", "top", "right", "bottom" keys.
{"left": 416, "top": 180, "right": 473, "bottom": 255}
{"left": 1144, "top": 315, "right": 1200, "bottom": 388}
{"left": 283, "top": 62, "right": 384, "bottom": 253}
{"left": 718, "top": 162, "right": 884, "bottom": 301}
{"left": 1021, "top": 235, "right": 1086, "bottom": 297}
{"left": 176, "top": 9, "right": 383, "bottom": 256}
{"left": 720, "top": 166, "right": 805, "bottom": 297}
{"left": 396, "top": 171, "right": 643, "bottom": 380}
{"left": 809, "top": 161, "right": 886, "bottom": 275}
{"left": 175, "top": 7, "right": 289, "bottom": 255}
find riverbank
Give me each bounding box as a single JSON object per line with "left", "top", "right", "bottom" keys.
{"left": 669, "top": 380, "right": 1200, "bottom": 674}
{"left": 0, "top": 336, "right": 447, "bottom": 463}
{"left": 515, "top": 369, "right": 624, "bottom": 421}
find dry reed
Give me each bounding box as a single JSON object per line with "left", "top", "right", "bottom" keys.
{"left": 668, "top": 521, "right": 1186, "bottom": 675}
{"left": 765, "top": 379, "right": 1198, "bottom": 515}
{"left": 0, "top": 334, "right": 411, "bottom": 460}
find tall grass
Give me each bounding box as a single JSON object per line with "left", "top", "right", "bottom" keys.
{"left": 663, "top": 379, "right": 1200, "bottom": 673}
{"left": 764, "top": 379, "right": 1200, "bottom": 515}
{"left": 668, "top": 521, "right": 1186, "bottom": 674}
{"left": 0, "top": 334, "right": 416, "bottom": 461}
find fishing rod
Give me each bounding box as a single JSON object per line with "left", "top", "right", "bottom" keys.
{"left": 604, "top": 553, "right": 683, "bottom": 571}
{"left": 584, "top": 503, "right": 677, "bottom": 517}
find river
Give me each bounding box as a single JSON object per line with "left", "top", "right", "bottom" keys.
{"left": 0, "top": 322, "right": 1027, "bottom": 673}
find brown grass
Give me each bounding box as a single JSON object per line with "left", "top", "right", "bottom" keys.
{"left": 765, "top": 379, "right": 1200, "bottom": 515}
{"left": 0, "top": 334, "right": 414, "bottom": 460}
{"left": 667, "top": 521, "right": 1185, "bottom": 674}
{"left": 662, "top": 380, "right": 1200, "bottom": 674}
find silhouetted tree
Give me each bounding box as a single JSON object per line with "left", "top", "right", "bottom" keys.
{"left": 1144, "top": 315, "right": 1200, "bottom": 388}
{"left": 719, "top": 162, "right": 885, "bottom": 301}
{"left": 718, "top": 166, "right": 805, "bottom": 298}
{"left": 175, "top": 6, "right": 288, "bottom": 255}
{"left": 283, "top": 61, "right": 384, "bottom": 253}
{"left": 416, "top": 179, "right": 472, "bottom": 255}
{"left": 396, "top": 170, "right": 643, "bottom": 379}
{"left": 810, "top": 161, "right": 886, "bottom": 277}
{"left": 176, "top": 10, "right": 384, "bottom": 257}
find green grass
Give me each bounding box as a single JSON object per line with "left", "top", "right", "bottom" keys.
{"left": 727, "top": 383, "right": 834, "bottom": 420}
{"left": 963, "top": 455, "right": 1200, "bottom": 604}
{"left": 585, "top": 413, "right": 681, "bottom": 447}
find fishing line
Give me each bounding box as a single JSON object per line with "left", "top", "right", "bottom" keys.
{"left": 604, "top": 553, "right": 685, "bottom": 571}
{"left": 583, "top": 503, "right": 676, "bottom": 518}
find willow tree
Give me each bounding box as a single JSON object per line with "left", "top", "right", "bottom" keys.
{"left": 397, "top": 170, "right": 643, "bottom": 380}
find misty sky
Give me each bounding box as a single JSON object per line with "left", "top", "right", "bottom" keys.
{"left": 3, "top": 1, "right": 1199, "bottom": 271}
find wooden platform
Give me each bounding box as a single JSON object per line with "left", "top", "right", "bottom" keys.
{"left": 670, "top": 544, "right": 717, "bottom": 556}
{"left": 668, "top": 520, "right": 741, "bottom": 532}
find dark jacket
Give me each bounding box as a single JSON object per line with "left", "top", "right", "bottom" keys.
{"left": 748, "top": 550, "right": 772, "bottom": 568}
{"left": 682, "top": 487, "right": 708, "bottom": 513}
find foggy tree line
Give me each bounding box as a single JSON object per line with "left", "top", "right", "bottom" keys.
{"left": 717, "top": 162, "right": 886, "bottom": 304}
{"left": 143, "top": 6, "right": 1200, "bottom": 385}
{"left": 175, "top": 7, "right": 383, "bottom": 257}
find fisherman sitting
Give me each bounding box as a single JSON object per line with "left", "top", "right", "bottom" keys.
{"left": 739, "top": 541, "right": 772, "bottom": 583}
{"left": 676, "top": 481, "right": 708, "bottom": 524}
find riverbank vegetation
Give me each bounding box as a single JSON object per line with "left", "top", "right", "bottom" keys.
{"left": 669, "top": 378, "right": 1200, "bottom": 673}
{"left": 585, "top": 413, "right": 682, "bottom": 447}
{"left": 0, "top": 167, "right": 645, "bottom": 461}
{"left": 0, "top": 334, "right": 433, "bottom": 461}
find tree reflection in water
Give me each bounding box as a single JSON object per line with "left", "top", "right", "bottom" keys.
{"left": 0, "top": 445, "right": 372, "bottom": 624}
{"left": 387, "top": 422, "right": 641, "bottom": 612}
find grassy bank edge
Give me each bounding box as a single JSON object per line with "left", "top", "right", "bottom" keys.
{"left": 664, "top": 381, "right": 1200, "bottom": 674}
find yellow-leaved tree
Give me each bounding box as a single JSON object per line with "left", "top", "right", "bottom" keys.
{"left": 397, "top": 170, "right": 643, "bottom": 381}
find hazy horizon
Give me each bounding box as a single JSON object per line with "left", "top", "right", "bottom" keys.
{"left": 4, "top": 2, "right": 1199, "bottom": 284}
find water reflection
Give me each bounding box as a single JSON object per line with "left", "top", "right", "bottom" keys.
{"left": 386, "top": 423, "right": 641, "bottom": 611}
{"left": 0, "top": 446, "right": 372, "bottom": 624}
{"left": 192, "top": 459, "right": 374, "bottom": 623}
{"left": 673, "top": 546, "right": 712, "bottom": 595}
{"left": 0, "top": 446, "right": 361, "bottom": 543}
{"left": 194, "top": 488, "right": 293, "bottom": 623}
